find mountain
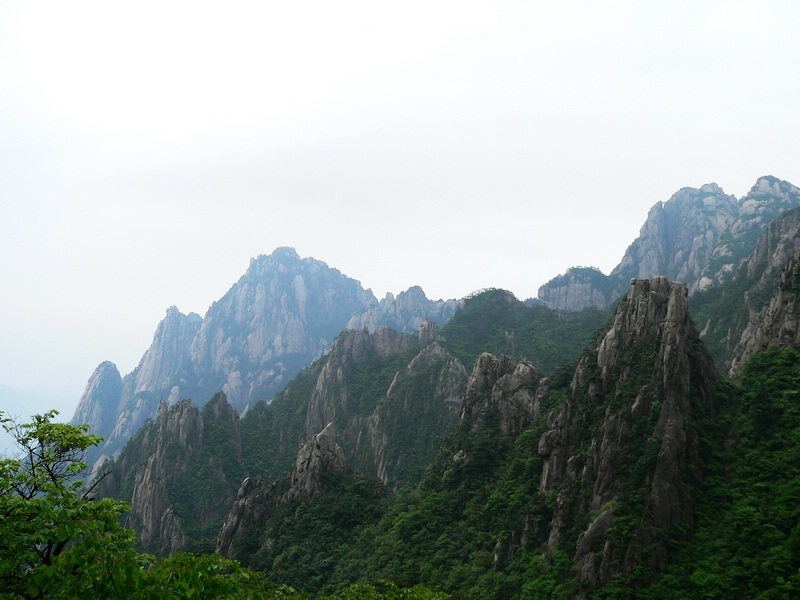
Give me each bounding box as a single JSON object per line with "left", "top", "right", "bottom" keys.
{"left": 538, "top": 176, "right": 800, "bottom": 311}
{"left": 691, "top": 204, "right": 800, "bottom": 374}
{"left": 96, "top": 291, "right": 607, "bottom": 558}
{"left": 77, "top": 174, "right": 800, "bottom": 596}
{"left": 72, "top": 247, "right": 456, "bottom": 467}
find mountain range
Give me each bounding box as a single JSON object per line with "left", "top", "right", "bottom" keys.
{"left": 73, "top": 175, "right": 800, "bottom": 597}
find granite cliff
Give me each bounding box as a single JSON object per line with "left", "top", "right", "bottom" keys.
{"left": 72, "top": 247, "right": 457, "bottom": 469}
{"left": 538, "top": 277, "right": 716, "bottom": 589}
{"left": 538, "top": 176, "right": 800, "bottom": 311}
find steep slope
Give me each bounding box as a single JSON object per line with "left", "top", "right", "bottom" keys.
{"left": 345, "top": 278, "right": 718, "bottom": 598}
{"left": 538, "top": 277, "right": 716, "bottom": 588}
{"left": 239, "top": 323, "right": 468, "bottom": 489}
{"left": 538, "top": 176, "right": 800, "bottom": 311}
{"left": 691, "top": 205, "right": 800, "bottom": 373}
{"left": 72, "top": 307, "right": 203, "bottom": 467}
{"left": 98, "top": 393, "right": 245, "bottom": 555}
{"left": 346, "top": 286, "right": 458, "bottom": 332}
{"left": 73, "top": 248, "right": 462, "bottom": 469}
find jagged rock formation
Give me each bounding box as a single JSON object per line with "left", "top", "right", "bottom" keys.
{"left": 536, "top": 267, "right": 619, "bottom": 312}
{"left": 538, "top": 277, "right": 716, "bottom": 589}
{"left": 538, "top": 176, "right": 800, "bottom": 311}
{"left": 284, "top": 422, "right": 345, "bottom": 501}
{"left": 346, "top": 286, "right": 458, "bottom": 333}
{"left": 73, "top": 248, "right": 460, "bottom": 470}
{"left": 691, "top": 206, "right": 800, "bottom": 374}
{"left": 460, "top": 353, "right": 542, "bottom": 438}
{"left": 97, "top": 393, "right": 244, "bottom": 555}
{"left": 71, "top": 361, "right": 123, "bottom": 441}
{"left": 612, "top": 184, "right": 739, "bottom": 291}
{"left": 215, "top": 423, "right": 346, "bottom": 558}
{"left": 256, "top": 322, "right": 468, "bottom": 488}
{"left": 100, "top": 322, "right": 467, "bottom": 554}
{"left": 732, "top": 249, "right": 800, "bottom": 369}
{"left": 72, "top": 306, "right": 204, "bottom": 466}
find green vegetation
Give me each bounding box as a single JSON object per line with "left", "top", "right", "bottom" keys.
{"left": 0, "top": 411, "right": 446, "bottom": 599}
{"left": 440, "top": 288, "right": 610, "bottom": 372}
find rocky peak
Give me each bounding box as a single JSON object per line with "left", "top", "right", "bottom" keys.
{"left": 284, "top": 422, "right": 346, "bottom": 502}
{"left": 71, "top": 361, "right": 122, "bottom": 436}
{"left": 460, "top": 353, "right": 542, "bottom": 437}
{"left": 610, "top": 185, "right": 739, "bottom": 286}
{"left": 346, "top": 285, "right": 458, "bottom": 333}
{"left": 538, "top": 277, "right": 716, "bottom": 588}
{"left": 133, "top": 307, "right": 203, "bottom": 395}
{"left": 186, "top": 247, "right": 377, "bottom": 411}
{"left": 538, "top": 177, "right": 800, "bottom": 311}
{"left": 216, "top": 423, "right": 346, "bottom": 558}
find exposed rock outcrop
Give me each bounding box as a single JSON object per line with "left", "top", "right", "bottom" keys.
{"left": 283, "top": 422, "right": 345, "bottom": 502}
{"left": 74, "top": 248, "right": 379, "bottom": 469}
{"left": 538, "top": 176, "right": 800, "bottom": 312}
{"left": 216, "top": 423, "right": 346, "bottom": 558}
{"left": 460, "top": 353, "right": 542, "bottom": 438}
{"left": 537, "top": 267, "right": 618, "bottom": 312}
{"left": 731, "top": 246, "right": 800, "bottom": 373}
{"left": 693, "top": 206, "right": 800, "bottom": 374}
{"left": 346, "top": 286, "right": 458, "bottom": 333}
{"left": 98, "top": 393, "right": 244, "bottom": 556}
{"left": 126, "top": 399, "right": 203, "bottom": 555}
{"left": 538, "top": 277, "right": 716, "bottom": 589}
{"left": 71, "top": 361, "right": 122, "bottom": 440}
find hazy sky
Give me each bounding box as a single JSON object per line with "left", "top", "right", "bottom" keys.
{"left": 2, "top": 1, "right": 799, "bottom": 421}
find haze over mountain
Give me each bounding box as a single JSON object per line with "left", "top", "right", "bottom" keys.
{"left": 86, "top": 187, "right": 800, "bottom": 596}
{"left": 50, "top": 174, "right": 798, "bottom": 469}
{"left": 3, "top": 2, "right": 799, "bottom": 424}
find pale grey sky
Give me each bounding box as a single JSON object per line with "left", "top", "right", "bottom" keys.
{"left": 1, "top": 1, "right": 799, "bottom": 422}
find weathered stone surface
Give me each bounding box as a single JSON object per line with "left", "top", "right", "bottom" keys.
{"left": 731, "top": 246, "right": 800, "bottom": 373}
{"left": 99, "top": 393, "right": 244, "bottom": 556}
{"left": 74, "top": 247, "right": 384, "bottom": 470}
{"left": 71, "top": 361, "right": 122, "bottom": 438}
{"left": 538, "top": 176, "right": 800, "bottom": 312}
{"left": 346, "top": 286, "right": 458, "bottom": 333}
{"left": 460, "top": 353, "right": 543, "bottom": 438}
{"left": 283, "top": 422, "right": 345, "bottom": 502}
{"left": 216, "top": 423, "right": 346, "bottom": 558}
{"left": 540, "top": 277, "right": 716, "bottom": 588}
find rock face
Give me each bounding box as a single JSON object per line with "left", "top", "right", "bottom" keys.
{"left": 733, "top": 250, "right": 800, "bottom": 367}
{"left": 270, "top": 322, "right": 467, "bottom": 489}
{"left": 692, "top": 206, "right": 800, "bottom": 374}
{"left": 71, "top": 361, "right": 122, "bottom": 441}
{"left": 728, "top": 213, "right": 800, "bottom": 374}
{"left": 73, "top": 248, "right": 368, "bottom": 467}
{"left": 73, "top": 248, "right": 459, "bottom": 470}
{"left": 536, "top": 267, "right": 618, "bottom": 312}
{"left": 97, "top": 393, "right": 244, "bottom": 556}
{"left": 180, "top": 247, "right": 376, "bottom": 412}
{"left": 346, "top": 286, "right": 458, "bottom": 333}
{"left": 538, "top": 176, "right": 800, "bottom": 311}
{"left": 72, "top": 306, "right": 204, "bottom": 466}
{"left": 215, "top": 423, "right": 346, "bottom": 558}
{"left": 460, "top": 353, "right": 542, "bottom": 438}
{"left": 538, "top": 277, "right": 716, "bottom": 588}
{"left": 284, "top": 422, "right": 345, "bottom": 502}
{"left": 611, "top": 184, "right": 739, "bottom": 291}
